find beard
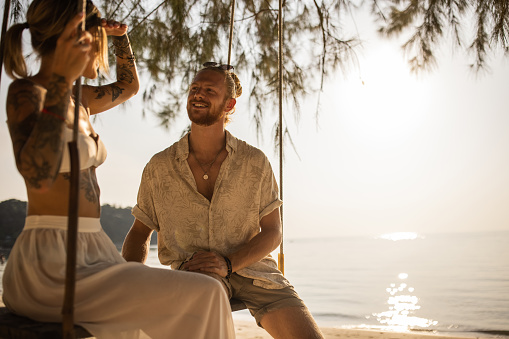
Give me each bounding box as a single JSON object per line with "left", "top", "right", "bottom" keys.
{"left": 188, "top": 99, "right": 228, "bottom": 126}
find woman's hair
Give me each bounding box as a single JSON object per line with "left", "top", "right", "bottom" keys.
{"left": 4, "top": 0, "right": 108, "bottom": 79}
{"left": 199, "top": 65, "right": 243, "bottom": 124}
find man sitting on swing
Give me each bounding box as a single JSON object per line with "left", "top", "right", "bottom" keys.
{"left": 122, "top": 62, "right": 324, "bottom": 339}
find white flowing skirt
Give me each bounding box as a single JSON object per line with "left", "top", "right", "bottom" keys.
{"left": 2, "top": 216, "right": 235, "bottom": 339}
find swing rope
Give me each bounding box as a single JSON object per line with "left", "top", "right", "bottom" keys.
{"left": 0, "top": 0, "right": 285, "bottom": 324}
{"left": 0, "top": 1, "right": 84, "bottom": 337}
{"left": 62, "top": 0, "right": 86, "bottom": 337}
{"left": 277, "top": 0, "right": 284, "bottom": 275}
{"left": 225, "top": 0, "right": 285, "bottom": 275}
{"left": 227, "top": 0, "right": 235, "bottom": 66}
{"left": 0, "top": 0, "right": 11, "bottom": 88}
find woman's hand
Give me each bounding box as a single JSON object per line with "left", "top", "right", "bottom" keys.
{"left": 52, "top": 13, "right": 93, "bottom": 85}
{"left": 80, "top": 17, "right": 138, "bottom": 115}
{"left": 100, "top": 18, "right": 128, "bottom": 37}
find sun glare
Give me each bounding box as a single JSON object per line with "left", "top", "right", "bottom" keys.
{"left": 377, "top": 232, "right": 422, "bottom": 241}
{"left": 369, "top": 274, "right": 438, "bottom": 332}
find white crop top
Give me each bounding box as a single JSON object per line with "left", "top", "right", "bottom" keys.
{"left": 59, "top": 127, "right": 107, "bottom": 173}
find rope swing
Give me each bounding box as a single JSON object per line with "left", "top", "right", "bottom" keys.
{"left": 0, "top": 0, "right": 86, "bottom": 337}
{"left": 0, "top": 0, "right": 286, "bottom": 327}
{"left": 277, "top": 0, "right": 285, "bottom": 276}
{"left": 62, "top": 0, "right": 87, "bottom": 337}
{"left": 0, "top": 0, "right": 11, "bottom": 88}
{"left": 225, "top": 0, "right": 285, "bottom": 275}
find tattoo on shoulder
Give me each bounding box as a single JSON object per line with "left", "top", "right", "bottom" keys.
{"left": 7, "top": 79, "right": 67, "bottom": 188}
{"left": 7, "top": 86, "right": 41, "bottom": 118}
{"left": 45, "top": 74, "right": 71, "bottom": 115}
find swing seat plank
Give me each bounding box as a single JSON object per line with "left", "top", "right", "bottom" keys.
{"left": 0, "top": 307, "right": 93, "bottom": 339}
{"left": 0, "top": 301, "right": 245, "bottom": 339}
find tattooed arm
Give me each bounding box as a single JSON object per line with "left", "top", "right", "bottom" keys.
{"left": 83, "top": 31, "right": 140, "bottom": 115}
{"left": 5, "top": 14, "right": 93, "bottom": 191}
{"left": 6, "top": 75, "right": 72, "bottom": 191}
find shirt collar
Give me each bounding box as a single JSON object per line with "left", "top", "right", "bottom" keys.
{"left": 175, "top": 130, "right": 238, "bottom": 162}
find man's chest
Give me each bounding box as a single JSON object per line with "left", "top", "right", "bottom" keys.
{"left": 186, "top": 151, "right": 228, "bottom": 201}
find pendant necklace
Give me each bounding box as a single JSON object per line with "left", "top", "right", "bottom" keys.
{"left": 190, "top": 144, "right": 225, "bottom": 180}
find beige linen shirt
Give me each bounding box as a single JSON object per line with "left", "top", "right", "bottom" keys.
{"left": 132, "top": 131, "right": 289, "bottom": 289}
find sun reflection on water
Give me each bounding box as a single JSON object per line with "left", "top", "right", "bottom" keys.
{"left": 377, "top": 232, "right": 423, "bottom": 241}
{"left": 371, "top": 273, "right": 437, "bottom": 332}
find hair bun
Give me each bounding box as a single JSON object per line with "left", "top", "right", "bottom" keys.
{"left": 231, "top": 72, "right": 242, "bottom": 98}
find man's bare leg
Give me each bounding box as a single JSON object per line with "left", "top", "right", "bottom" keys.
{"left": 260, "top": 306, "right": 324, "bottom": 339}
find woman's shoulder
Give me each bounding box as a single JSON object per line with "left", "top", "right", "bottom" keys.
{"left": 7, "top": 78, "right": 45, "bottom": 123}
{"left": 7, "top": 78, "right": 46, "bottom": 101}
{"left": 8, "top": 77, "right": 45, "bottom": 90}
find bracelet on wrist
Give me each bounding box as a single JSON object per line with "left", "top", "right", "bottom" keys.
{"left": 223, "top": 256, "right": 232, "bottom": 280}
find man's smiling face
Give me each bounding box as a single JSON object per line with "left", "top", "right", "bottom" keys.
{"left": 187, "top": 69, "right": 230, "bottom": 126}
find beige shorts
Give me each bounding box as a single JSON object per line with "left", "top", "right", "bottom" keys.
{"left": 226, "top": 273, "right": 307, "bottom": 326}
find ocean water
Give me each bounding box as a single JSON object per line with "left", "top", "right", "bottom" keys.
{"left": 1, "top": 231, "right": 508, "bottom": 337}
{"left": 223, "top": 231, "right": 509, "bottom": 337}
{"left": 140, "top": 231, "right": 508, "bottom": 337}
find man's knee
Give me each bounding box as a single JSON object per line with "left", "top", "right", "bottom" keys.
{"left": 260, "top": 306, "right": 324, "bottom": 339}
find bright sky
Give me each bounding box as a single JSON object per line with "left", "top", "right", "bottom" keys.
{"left": 1, "top": 8, "right": 509, "bottom": 239}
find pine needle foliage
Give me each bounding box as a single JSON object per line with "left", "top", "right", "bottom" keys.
{"left": 374, "top": 0, "right": 509, "bottom": 73}
{"left": 98, "top": 0, "right": 359, "bottom": 136}
{"left": 4, "top": 0, "right": 509, "bottom": 132}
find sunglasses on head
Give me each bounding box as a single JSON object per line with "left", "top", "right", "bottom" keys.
{"left": 203, "top": 62, "right": 234, "bottom": 71}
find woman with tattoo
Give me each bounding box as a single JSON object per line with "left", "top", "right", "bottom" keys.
{"left": 2, "top": 0, "right": 235, "bottom": 338}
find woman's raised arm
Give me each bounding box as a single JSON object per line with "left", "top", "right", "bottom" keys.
{"left": 82, "top": 20, "right": 139, "bottom": 115}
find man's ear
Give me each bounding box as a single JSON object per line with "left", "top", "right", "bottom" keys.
{"left": 224, "top": 98, "right": 236, "bottom": 112}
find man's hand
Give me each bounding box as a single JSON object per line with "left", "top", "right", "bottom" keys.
{"left": 181, "top": 251, "right": 229, "bottom": 278}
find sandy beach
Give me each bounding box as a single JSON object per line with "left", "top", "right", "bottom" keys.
{"left": 0, "top": 295, "right": 492, "bottom": 339}
{"left": 233, "top": 320, "right": 492, "bottom": 339}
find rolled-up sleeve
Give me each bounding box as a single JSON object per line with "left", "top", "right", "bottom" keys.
{"left": 132, "top": 164, "right": 160, "bottom": 232}
{"left": 259, "top": 157, "right": 283, "bottom": 219}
